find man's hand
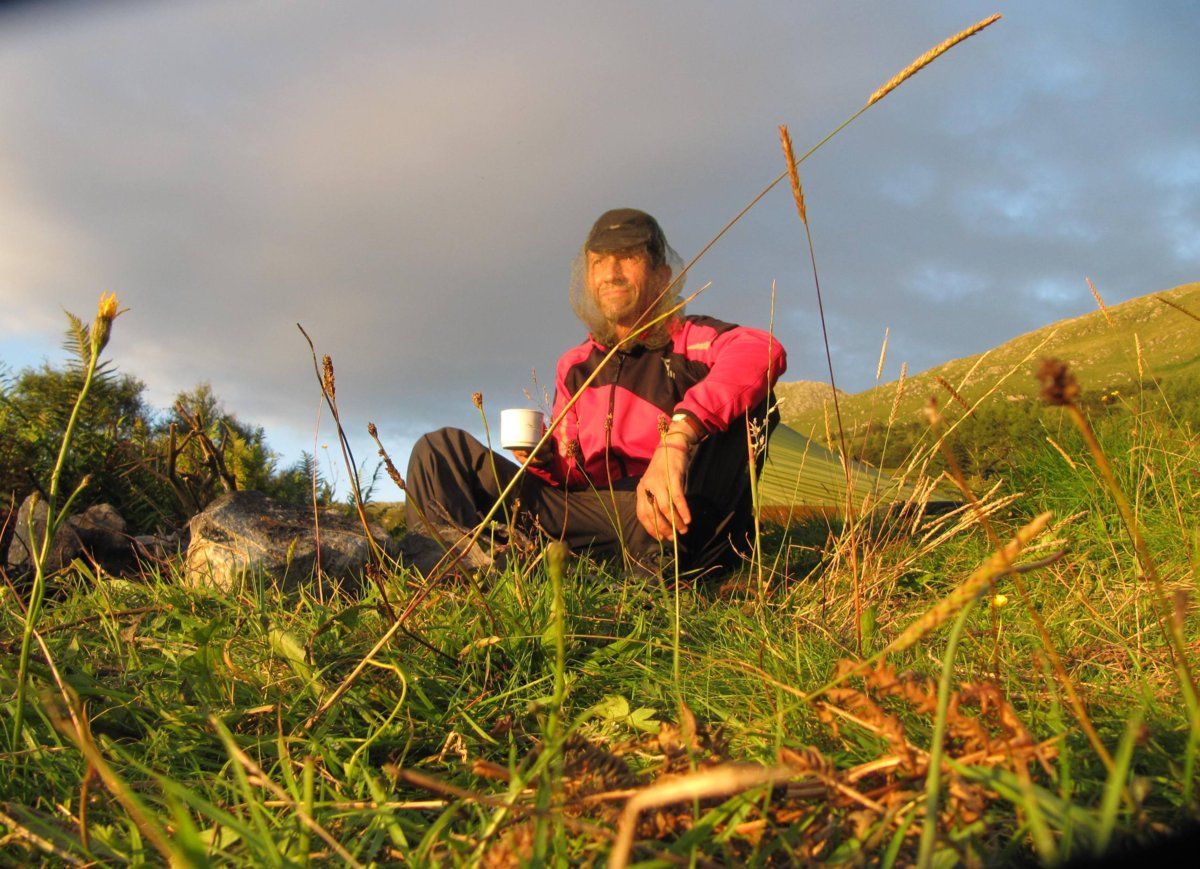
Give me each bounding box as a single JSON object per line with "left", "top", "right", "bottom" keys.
{"left": 636, "top": 424, "right": 697, "bottom": 540}
{"left": 511, "top": 439, "right": 554, "bottom": 468}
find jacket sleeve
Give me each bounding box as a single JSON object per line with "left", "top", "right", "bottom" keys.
{"left": 673, "top": 325, "right": 787, "bottom": 433}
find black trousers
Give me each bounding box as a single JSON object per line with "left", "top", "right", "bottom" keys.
{"left": 405, "top": 412, "right": 771, "bottom": 577}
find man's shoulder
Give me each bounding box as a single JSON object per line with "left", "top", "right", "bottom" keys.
{"left": 682, "top": 314, "right": 740, "bottom": 333}
{"left": 556, "top": 336, "right": 600, "bottom": 371}
{"left": 675, "top": 315, "right": 741, "bottom": 346}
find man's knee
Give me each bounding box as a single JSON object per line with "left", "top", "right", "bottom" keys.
{"left": 409, "top": 427, "right": 468, "bottom": 468}
{"left": 418, "top": 426, "right": 468, "bottom": 449}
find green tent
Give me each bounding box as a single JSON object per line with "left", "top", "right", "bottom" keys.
{"left": 756, "top": 423, "right": 955, "bottom": 519}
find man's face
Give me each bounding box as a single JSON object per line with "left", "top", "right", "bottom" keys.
{"left": 586, "top": 247, "right": 669, "bottom": 328}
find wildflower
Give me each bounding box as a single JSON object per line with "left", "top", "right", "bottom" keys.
{"left": 91, "top": 291, "right": 122, "bottom": 355}
{"left": 991, "top": 593, "right": 1008, "bottom": 608}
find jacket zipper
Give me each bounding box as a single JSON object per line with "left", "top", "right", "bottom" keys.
{"left": 606, "top": 354, "right": 629, "bottom": 479}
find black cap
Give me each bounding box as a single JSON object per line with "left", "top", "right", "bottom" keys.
{"left": 585, "top": 208, "right": 666, "bottom": 263}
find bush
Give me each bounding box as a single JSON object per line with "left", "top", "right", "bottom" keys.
{"left": 1, "top": 339, "right": 333, "bottom": 534}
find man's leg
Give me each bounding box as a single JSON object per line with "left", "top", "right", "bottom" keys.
{"left": 677, "top": 406, "right": 776, "bottom": 577}
{"left": 403, "top": 427, "right": 541, "bottom": 571}
{"left": 528, "top": 479, "right": 661, "bottom": 573}
{"left": 406, "top": 427, "right": 660, "bottom": 572}
{"left": 405, "top": 427, "right": 525, "bottom": 532}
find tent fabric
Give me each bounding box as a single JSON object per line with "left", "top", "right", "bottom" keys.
{"left": 755, "top": 423, "right": 951, "bottom": 515}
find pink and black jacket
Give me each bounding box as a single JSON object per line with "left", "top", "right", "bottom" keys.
{"left": 533, "top": 315, "right": 787, "bottom": 489}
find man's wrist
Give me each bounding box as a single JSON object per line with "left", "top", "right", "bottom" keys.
{"left": 669, "top": 412, "right": 703, "bottom": 445}
{"left": 664, "top": 428, "right": 695, "bottom": 445}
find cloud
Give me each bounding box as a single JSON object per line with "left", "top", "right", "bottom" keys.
{"left": 905, "top": 262, "right": 991, "bottom": 301}
{"left": 0, "top": 0, "right": 1197, "bottom": 484}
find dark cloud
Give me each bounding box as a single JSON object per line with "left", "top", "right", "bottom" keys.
{"left": 0, "top": 1, "right": 1196, "bottom": 479}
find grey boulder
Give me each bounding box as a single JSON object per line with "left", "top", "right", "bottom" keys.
{"left": 5, "top": 495, "right": 129, "bottom": 575}
{"left": 185, "top": 490, "right": 393, "bottom": 592}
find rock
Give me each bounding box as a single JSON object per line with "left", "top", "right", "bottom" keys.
{"left": 6, "top": 495, "right": 84, "bottom": 575}
{"left": 185, "top": 490, "right": 393, "bottom": 592}
{"left": 1, "top": 493, "right": 16, "bottom": 568}
{"left": 4, "top": 496, "right": 131, "bottom": 576}
{"left": 71, "top": 503, "right": 129, "bottom": 561}
{"left": 133, "top": 532, "right": 182, "bottom": 563}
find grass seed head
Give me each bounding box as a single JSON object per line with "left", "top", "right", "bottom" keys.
{"left": 321, "top": 354, "right": 335, "bottom": 400}
{"left": 935, "top": 375, "right": 970, "bottom": 411}
{"left": 472, "top": 391, "right": 483, "bottom": 410}
{"left": 885, "top": 511, "right": 1052, "bottom": 656}
{"left": 887, "top": 361, "right": 908, "bottom": 428}
{"left": 1087, "top": 277, "right": 1114, "bottom": 327}
{"left": 1037, "top": 357, "right": 1080, "bottom": 406}
{"left": 778, "top": 124, "right": 808, "bottom": 226}
{"left": 367, "top": 420, "right": 405, "bottom": 489}
{"left": 867, "top": 13, "right": 1002, "bottom": 107}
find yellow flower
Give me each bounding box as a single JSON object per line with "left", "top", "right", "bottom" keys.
{"left": 91, "top": 291, "right": 123, "bottom": 355}
{"left": 991, "top": 593, "right": 1008, "bottom": 608}
{"left": 97, "top": 291, "right": 120, "bottom": 321}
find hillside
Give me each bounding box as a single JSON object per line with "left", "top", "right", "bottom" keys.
{"left": 773, "top": 380, "right": 845, "bottom": 417}
{"left": 783, "top": 281, "right": 1200, "bottom": 435}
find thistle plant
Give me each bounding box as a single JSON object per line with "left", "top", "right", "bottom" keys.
{"left": 11, "top": 292, "right": 122, "bottom": 751}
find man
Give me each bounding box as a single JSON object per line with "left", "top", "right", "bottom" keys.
{"left": 404, "top": 208, "right": 785, "bottom": 577}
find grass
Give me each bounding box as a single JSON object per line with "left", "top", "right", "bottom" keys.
{"left": 4, "top": 14, "right": 1199, "bottom": 863}
{"left": 1, "top": 391, "right": 1197, "bottom": 863}
{"left": 786, "top": 282, "right": 1200, "bottom": 438}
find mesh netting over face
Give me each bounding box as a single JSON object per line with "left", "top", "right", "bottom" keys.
{"left": 568, "top": 244, "right": 687, "bottom": 349}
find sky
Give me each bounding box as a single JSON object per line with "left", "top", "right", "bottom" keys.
{"left": 1, "top": 0, "right": 1197, "bottom": 495}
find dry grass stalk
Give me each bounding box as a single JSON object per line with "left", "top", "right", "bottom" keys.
{"left": 885, "top": 511, "right": 1051, "bottom": 657}
{"left": 1087, "top": 277, "right": 1114, "bottom": 327}
{"left": 921, "top": 398, "right": 1122, "bottom": 779}
{"left": 609, "top": 763, "right": 799, "bottom": 868}
{"left": 367, "top": 422, "right": 406, "bottom": 492}
{"left": 867, "top": 13, "right": 1002, "bottom": 106}
{"left": 1157, "top": 294, "right": 1200, "bottom": 324}
{"left": 876, "top": 327, "right": 890, "bottom": 381}
{"left": 1135, "top": 334, "right": 1145, "bottom": 380}
{"left": 887, "top": 362, "right": 908, "bottom": 428}
{"left": 1045, "top": 436, "right": 1077, "bottom": 469}
{"left": 42, "top": 680, "right": 178, "bottom": 862}
{"left": 0, "top": 807, "right": 86, "bottom": 866}
{"left": 1041, "top": 358, "right": 1198, "bottom": 696}
{"left": 213, "top": 717, "right": 363, "bottom": 867}
{"left": 778, "top": 124, "right": 808, "bottom": 225}
{"left": 935, "top": 375, "right": 970, "bottom": 412}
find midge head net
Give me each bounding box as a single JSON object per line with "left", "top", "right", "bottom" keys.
{"left": 569, "top": 208, "right": 687, "bottom": 349}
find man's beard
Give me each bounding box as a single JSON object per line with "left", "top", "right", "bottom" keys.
{"left": 595, "top": 282, "right": 646, "bottom": 325}
{"left": 591, "top": 282, "right": 674, "bottom": 349}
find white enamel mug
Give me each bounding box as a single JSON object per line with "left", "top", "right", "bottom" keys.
{"left": 500, "top": 408, "right": 546, "bottom": 451}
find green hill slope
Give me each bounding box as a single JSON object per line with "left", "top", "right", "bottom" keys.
{"left": 783, "top": 282, "right": 1200, "bottom": 436}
